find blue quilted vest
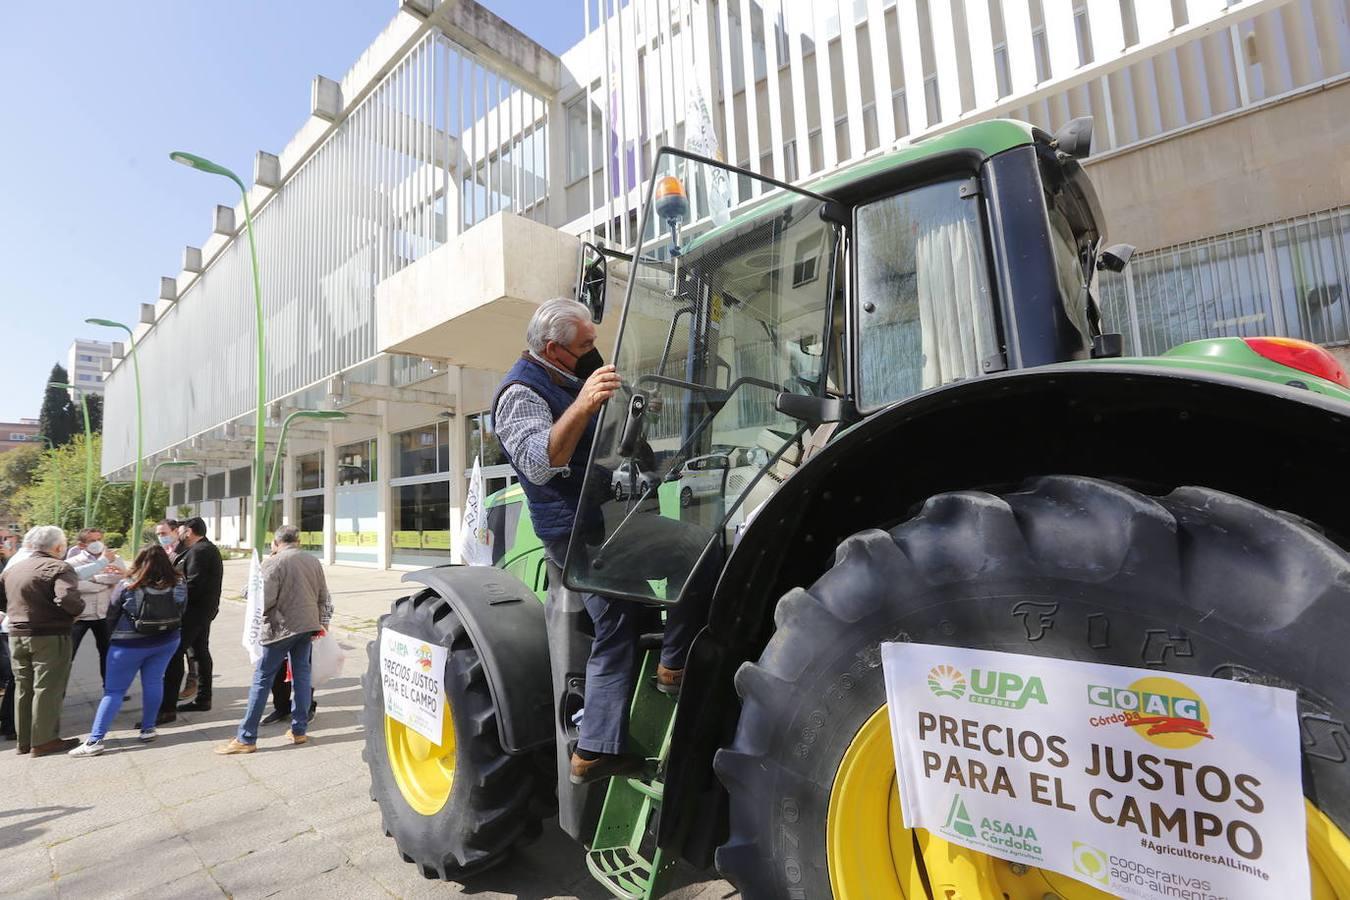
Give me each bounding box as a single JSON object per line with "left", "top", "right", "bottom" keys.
{"left": 493, "top": 354, "right": 601, "bottom": 542}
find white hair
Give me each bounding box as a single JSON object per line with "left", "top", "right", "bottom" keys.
{"left": 26, "top": 525, "right": 66, "bottom": 553}
{"left": 526, "top": 298, "right": 593, "bottom": 354}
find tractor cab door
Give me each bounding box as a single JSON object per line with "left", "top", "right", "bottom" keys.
{"left": 564, "top": 150, "right": 841, "bottom": 605}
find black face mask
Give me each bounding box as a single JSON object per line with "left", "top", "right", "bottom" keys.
{"left": 562, "top": 347, "right": 605, "bottom": 381}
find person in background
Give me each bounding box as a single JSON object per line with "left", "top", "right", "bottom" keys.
{"left": 66, "top": 528, "right": 128, "bottom": 690}
{"left": 159, "top": 517, "right": 222, "bottom": 723}
{"left": 261, "top": 665, "right": 319, "bottom": 727}
{"left": 69, "top": 545, "right": 186, "bottom": 756}
{"left": 154, "top": 519, "right": 181, "bottom": 556}
{"left": 0, "top": 534, "right": 16, "bottom": 742}
{"left": 217, "top": 526, "right": 331, "bottom": 754}
{"left": 0, "top": 525, "right": 84, "bottom": 756}
{"left": 154, "top": 519, "right": 198, "bottom": 701}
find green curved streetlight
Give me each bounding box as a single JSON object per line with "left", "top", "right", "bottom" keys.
{"left": 263, "top": 411, "right": 347, "bottom": 521}
{"left": 49, "top": 381, "right": 94, "bottom": 528}
{"left": 32, "top": 434, "right": 59, "bottom": 523}
{"left": 145, "top": 460, "right": 199, "bottom": 521}
{"left": 170, "top": 150, "right": 268, "bottom": 553}
{"left": 87, "top": 318, "right": 144, "bottom": 545}
{"left": 92, "top": 480, "right": 133, "bottom": 529}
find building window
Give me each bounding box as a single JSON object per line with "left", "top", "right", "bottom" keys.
{"left": 297, "top": 495, "right": 324, "bottom": 553}
{"left": 1074, "top": 2, "right": 1093, "bottom": 66}
{"left": 564, "top": 94, "right": 602, "bottom": 184}
{"left": 393, "top": 421, "right": 451, "bottom": 478}
{"left": 206, "top": 472, "right": 227, "bottom": 501}
{"left": 8, "top": 433, "right": 28, "bottom": 441}
{"left": 391, "top": 480, "right": 452, "bottom": 566}
{"left": 337, "top": 438, "right": 377, "bottom": 485}
{"left": 295, "top": 452, "right": 324, "bottom": 491}
{"left": 171, "top": 483, "right": 185, "bottom": 507}
{"left": 792, "top": 233, "right": 822, "bottom": 287}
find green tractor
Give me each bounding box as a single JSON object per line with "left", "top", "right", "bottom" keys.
{"left": 362, "top": 117, "right": 1350, "bottom": 899}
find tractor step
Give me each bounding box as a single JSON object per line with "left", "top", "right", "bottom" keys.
{"left": 586, "top": 650, "right": 679, "bottom": 900}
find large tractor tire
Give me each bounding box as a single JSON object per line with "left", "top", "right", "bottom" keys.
{"left": 715, "top": 475, "right": 1350, "bottom": 899}
{"left": 362, "top": 590, "right": 541, "bottom": 880}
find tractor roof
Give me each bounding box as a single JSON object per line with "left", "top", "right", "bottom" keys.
{"left": 799, "top": 118, "right": 1040, "bottom": 197}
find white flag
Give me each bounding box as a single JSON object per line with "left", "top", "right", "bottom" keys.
{"left": 457, "top": 456, "right": 494, "bottom": 566}
{"left": 684, "top": 0, "right": 732, "bottom": 226}
{"left": 241, "top": 549, "right": 266, "bottom": 666}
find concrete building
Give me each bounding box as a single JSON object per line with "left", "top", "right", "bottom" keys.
{"left": 100, "top": 0, "right": 1350, "bottom": 564}
{"left": 0, "top": 419, "right": 41, "bottom": 456}
{"left": 65, "top": 339, "right": 112, "bottom": 399}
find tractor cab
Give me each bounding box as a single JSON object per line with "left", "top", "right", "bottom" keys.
{"left": 563, "top": 120, "right": 1114, "bottom": 609}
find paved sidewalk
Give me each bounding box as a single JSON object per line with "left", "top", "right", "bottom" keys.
{"left": 0, "top": 565, "right": 733, "bottom": 898}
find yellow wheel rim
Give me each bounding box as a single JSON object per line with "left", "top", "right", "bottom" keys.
{"left": 827, "top": 704, "right": 1350, "bottom": 899}
{"left": 385, "top": 699, "right": 456, "bottom": 816}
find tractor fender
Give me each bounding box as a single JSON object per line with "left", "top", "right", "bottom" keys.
{"left": 401, "top": 566, "right": 553, "bottom": 754}
{"left": 658, "top": 363, "right": 1350, "bottom": 860}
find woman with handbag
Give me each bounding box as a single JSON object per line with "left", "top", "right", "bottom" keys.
{"left": 68, "top": 545, "right": 187, "bottom": 757}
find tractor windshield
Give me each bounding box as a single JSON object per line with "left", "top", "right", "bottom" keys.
{"left": 565, "top": 150, "right": 839, "bottom": 605}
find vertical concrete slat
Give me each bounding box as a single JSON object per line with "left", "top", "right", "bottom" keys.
{"left": 717, "top": 0, "right": 742, "bottom": 192}
{"left": 964, "top": 0, "right": 999, "bottom": 108}
{"left": 1086, "top": 0, "right": 1125, "bottom": 60}
{"left": 785, "top": 0, "right": 814, "bottom": 173}
{"left": 929, "top": 0, "right": 962, "bottom": 126}
{"left": 1003, "top": 0, "right": 1040, "bottom": 95}
{"left": 738, "top": 0, "right": 763, "bottom": 186}
{"left": 836, "top": 0, "right": 868, "bottom": 156}
{"left": 810, "top": 0, "right": 840, "bottom": 169}
{"left": 895, "top": 0, "right": 930, "bottom": 135}
{"left": 763, "top": 0, "right": 788, "bottom": 179}
{"left": 1042, "top": 0, "right": 1081, "bottom": 79}
{"left": 865, "top": 0, "right": 897, "bottom": 147}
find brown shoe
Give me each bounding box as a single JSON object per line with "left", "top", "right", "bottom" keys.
{"left": 214, "top": 739, "right": 256, "bottom": 755}
{"left": 656, "top": 664, "right": 684, "bottom": 696}
{"left": 179, "top": 676, "right": 198, "bottom": 701}
{"left": 284, "top": 731, "right": 309, "bottom": 745}
{"left": 568, "top": 751, "right": 645, "bottom": 785}
{"left": 30, "top": 738, "right": 80, "bottom": 757}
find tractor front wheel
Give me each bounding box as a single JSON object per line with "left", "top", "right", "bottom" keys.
{"left": 715, "top": 476, "right": 1350, "bottom": 899}
{"left": 362, "top": 591, "right": 541, "bottom": 880}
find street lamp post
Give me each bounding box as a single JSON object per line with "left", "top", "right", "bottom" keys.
{"left": 170, "top": 151, "right": 269, "bottom": 553}
{"left": 145, "top": 460, "right": 199, "bottom": 520}
{"left": 49, "top": 382, "right": 94, "bottom": 528}
{"left": 263, "top": 411, "right": 347, "bottom": 522}
{"left": 92, "top": 480, "right": 133, "bottom": 529}
{"left": 32, "top": 434, "right": 61, "bottom": 524}
{"left": 87, "top": 318, "right": 144, "bottom": 545}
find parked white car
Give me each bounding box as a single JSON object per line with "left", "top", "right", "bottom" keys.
{"left": 611, "top": 461, "right": 659, "bottom": 500}
{"left": 675, "top": 447, "right": 768, "bottom": 508}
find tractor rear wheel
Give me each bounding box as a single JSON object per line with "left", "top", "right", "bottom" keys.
{"left": 715, "top": 476, "right": 1350, "bottom": 899}
{"left": 361, "top": 590, "right": 541, "bottom": 880}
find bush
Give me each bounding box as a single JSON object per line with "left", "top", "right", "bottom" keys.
{"left": 102, "top": 532, "right": 126, "bottom": 550}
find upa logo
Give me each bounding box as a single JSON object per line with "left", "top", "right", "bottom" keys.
{"left": 1071, "top": 842, "right": 1110, "bottom": 886}
{"left": 928, "top": 665, "right": 967, "bottom": 699}
{"left": 415, "top": 644, "right": 434, "bottom": 671}
{"left": 927, "top": 664, "right": 1047, "bottom": 708}
{"left": 1086, "top": 675, "right": 1213, "bottom": 749}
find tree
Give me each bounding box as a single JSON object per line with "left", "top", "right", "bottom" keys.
{"left": 0, "top": 444, "right": 43, "bottom": 527}
{"left": 84, "top": 393, "right": 104, "bottom": 433}
{"left": 38, "top": 364, "right": 78, "bottom": 447}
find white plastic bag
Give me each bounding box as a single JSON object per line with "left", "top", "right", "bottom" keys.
{"left": 310, "top": 631, "right": 346, "bottom": 687}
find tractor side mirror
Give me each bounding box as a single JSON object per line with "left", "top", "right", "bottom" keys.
{"left": 1097, "top": 243, "right": 1136, "bottom": 273}
{"left": 576, "top": 243, "right": 607, "bottom": 324}
{"left": 1053, "top": 116, "right": 1094, "bottom": 160}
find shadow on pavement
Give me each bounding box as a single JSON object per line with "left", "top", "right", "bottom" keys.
{"left": 0, "top": 805, "right": 92, "bottom": 847}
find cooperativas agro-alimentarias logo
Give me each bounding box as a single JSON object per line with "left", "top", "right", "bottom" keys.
{"left": 927, "top": 664, "right": 1047, "bottom": 709}
{"left": 1087, "top": 674, "right": 1213, "bottom": 749}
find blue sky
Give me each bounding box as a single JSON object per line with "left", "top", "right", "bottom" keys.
{"left": 0, "top": 1, "right": 583, "bottom": 423}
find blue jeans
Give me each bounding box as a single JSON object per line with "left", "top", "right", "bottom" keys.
{"left": 88, "top": 637, "right": 179, "bottom": 741}
{"left": 237, "top": 633, "right": 313, "bottom": 745}
{"left": 544, "top": 540, "right": 699, "bottom": 756}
